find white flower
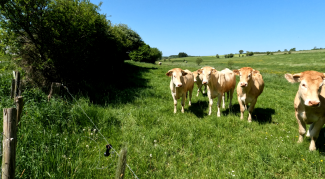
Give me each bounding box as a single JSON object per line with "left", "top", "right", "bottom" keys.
{"left": 154, "top": 140, "right": 157, "bottom": 143}
{"left": 165, "top": 152, "right": 167, "bottom": 154}
{"left": 265, "top": 138, "right": 267, "bottom": 139}
{"left": 64, "top": 138, "right": 67, "bottom": 140}
{"left": 83, "top": 129, "right": 85, "bottom": 131}
{"left": 232, "top": 171, "right": 234, "bottom": 172}
{"left": 56, "top": 134, "right": 59, "bottom": 136}
{"left": 86, "top": 145, "right": 89, "bottom": 148}
{"left": 93, "top": 129, "right": 96, "bottom": 132}
{"left": 150, "top": 154, "right": 152, "bottom": 157}
{"left": 90, "top": 133, "right": 93, "bottom": 135}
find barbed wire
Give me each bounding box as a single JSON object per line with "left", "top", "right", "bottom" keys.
{"left": 62, "top": 85, "right": 139, "bottom": 179}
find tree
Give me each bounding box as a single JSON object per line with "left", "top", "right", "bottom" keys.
{"left": 196, "top": 58, "right": 203, "bottom": 65}
{"left": 239, "top": 50, "right": 244, "bottom": 54}
{"left": 129, "top": 44, "right": 161, "bottom": 63}
{"left": 284, "top": 49, "right": 288, "bottom": 52}
{"left": 277, "top": 50, "right": 281, "bottom": 52}
{"left": 216, "top": 54, "right": 219, "bottom": 58}
{"left": 266, "top": 51, "right": 271, "bottom": 55}
{"left": 178, "top": 52, "right": 188, "bottom": 58}
{"left": 290, "top": 48, "right": 296, "bottom": 51}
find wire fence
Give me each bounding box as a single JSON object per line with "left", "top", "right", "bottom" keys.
{"left": 63, "top": 85, "right": 139, "bottom": 179}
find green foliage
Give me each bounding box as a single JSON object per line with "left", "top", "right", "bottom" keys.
{"left": 266, "top": 51, "right": 271, "bottom": 55}
{"left": 290, "top": 48, "right": 296, "bottom": 51}
{"left": 224, "top": 54, "right": 228, "bottom": 58}
{"left": 284, "top": 49, "right": 288, "bottom": 52}
{"left": 228, "top": 53, "right": 234, "bottom": 58}
{"left": 239, "top": 50, "right": 244, "bottom": 54}
{"left": 129, "top": 44, "right": 155, "bottom": 63}
{"left": 227, "top": 60, "right": 234, "bottom": 69}
{"left": 196, "top": 57, "right": 203, "bottom": 65}
{"left": 284, "top": 53, "right": 287, "bottom": 55}
{"left": 216, "top": 54, "right": 219, "bottom": 58}
{"left": 178, "top": 52, "right": 188, "bottom": 58}
{"left": 246, "top": 51, "right": 254, "bottom": 56}
{"left": 278, "top": 50, "right": 281, "bottom": 52}
{"left": 270, "top": 52, "right": 274, "bottom": 55}
{"left": 288, "top": 51, "right": 292, "bottom": 54}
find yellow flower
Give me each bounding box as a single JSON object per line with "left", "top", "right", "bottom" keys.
{"left": 302, "top": 159, "right": 305, "bottom": 161}
{"left": 321, "top": 160, "right": 323, "bottom": 162}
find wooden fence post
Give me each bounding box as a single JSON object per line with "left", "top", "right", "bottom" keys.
{"left": 13, "top": 71, "right": 20, "bottom": 99}
{"left": 2, "top": 108, "right": 17, "bottom": 179}
{"left": 115, "top": 147, "right": 127, "bottom": 179}
{"left": 48, "top": 82, "right": 61, "bottom": 101}
{"left": 15, "top": 97, "right": 24, "bottom": 126}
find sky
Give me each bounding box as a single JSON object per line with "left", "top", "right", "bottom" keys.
{"left": 90, "top": 0, "right": 325, "bottom": 56}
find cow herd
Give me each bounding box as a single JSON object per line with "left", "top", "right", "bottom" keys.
{"left": 166, "top": 67, "right": 325, "bottom": 151}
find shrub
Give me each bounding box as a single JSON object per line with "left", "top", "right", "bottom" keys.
{"left": 227, "top": 60, "right": 234, "bottom": 69}
{"left": 271, "top": 52, "right": 274, "bottom": 55}
{"left": 216, "top": 54, "right": 219, "bottom": 58}
{"left": 228, "top": 53, "right": 234, "bottom": 58}
{"left": 225, "top": 55, "right": 228, "bottom": 58}
{"left": 266, "top": 51, "right": 271, "bottom": 55}
{"left": 288, "top": 51, "right": 291, "bottom": 54}
{"left": 178, "top": 52, "right": 188, "bottom": 57}
{"left": 196, "top": 58, "right": 203, "bottom": 65}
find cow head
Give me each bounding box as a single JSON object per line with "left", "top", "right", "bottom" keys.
{"left": 166, "top": 68, "right": 187, "bottom": 87}
{"left": 285, "top": 71, "right": 325, "bottom": 107}
{"left": 197, "top": 66, "right": 217, "bottom": 85}
{"left": 233, "top": 67, "right": 260, "bottom": 88}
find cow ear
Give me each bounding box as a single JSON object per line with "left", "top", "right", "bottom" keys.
{"left": 181, "top": 70, "right": 187, "bottom": 76}
{"left": 253, "top": 70, "right": 260, "bottom": 74}
{"left": 166, "top": 70, "right": 173, "bottom": 77}
{"left": 233, "top": 69, "right": 240, "bottom": 76}
{"left": 285, "top": 73, "right": 301, "bottom": 83}
{"left": 212, "top": 69, "right": 217, "bottom": 74}
{"left": 197, "top": 69, "right": 202, "bottom": 74}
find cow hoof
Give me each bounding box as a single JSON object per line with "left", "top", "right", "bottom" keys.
{"left": 309, "top": 146, "right": 316, "bottom": 151}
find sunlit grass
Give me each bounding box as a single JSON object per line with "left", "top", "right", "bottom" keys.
{"left": 0, "top": 52, "right": 325, "bottom": 178}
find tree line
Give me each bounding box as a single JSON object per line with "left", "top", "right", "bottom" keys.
{"left": 0, "top": 0, "right": 162, "bottom": 97}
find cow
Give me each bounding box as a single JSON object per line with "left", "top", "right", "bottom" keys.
{"left": 192, "top": 70, "right": 207, "bottom": 97}
{"left": 158, "top": 62, "right": 162, "bottom": 65}
{"left": 197, "top": 67, "right": 236, "bottom": 116}
{"left": 285, "top": 71, "right": 325, "bottom": 151}
{"left": 233, "top": 67, "right": 264, "bottom": 122}
{"left": 166, "top": 68, "right": 194, "bottom": 113}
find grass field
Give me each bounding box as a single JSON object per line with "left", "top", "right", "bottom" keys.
{"left": 1, "top": 51, "right": 325, "bottom": 178}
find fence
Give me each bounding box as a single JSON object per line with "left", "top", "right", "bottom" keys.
{"left": 1, "top": 72, "right": 138, "bottom": 178}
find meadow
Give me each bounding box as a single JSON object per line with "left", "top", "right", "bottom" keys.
{"left": 1, "top": 52, "right": 325, "bottom": 178}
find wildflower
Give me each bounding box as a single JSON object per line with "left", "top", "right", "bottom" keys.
{"left": 165, "top": 152, "right": 167, "bottom": 154}
{"left": 302, "top": 159, "right": 305, "bottom": 161}
{"left": 150, "top": 154, "right": 152, "bottom": 157}
{"left": 64, "top": 138, "right": 67, "bottom": 140}
{"left": 93, "top": 129, "right": 96, "bottom": 132}
{"left": 265, "top": 138, "right": 267, "bottom": 139}
{"left": 90, "top": 133, "right": 93, "bottom": 135}
{"left": 321, "top": 160, "right": 323, "bottom": 162}
{"left": 154, "top": 140, "right": 157, "bottom": 143}
{"left": 86, "top": 145, "right": 89, "bottom": 148}
{"left": 56, "top": 134, "right": 59, "bottom": 136}
{"left": 83, "top": 129, "right": 85, "bottom": 131}
{"left": 296, "top": 136, "right": 298, "bottom": 137}
{"left": 266, "top": 132, "right": 267, "bottom": 134}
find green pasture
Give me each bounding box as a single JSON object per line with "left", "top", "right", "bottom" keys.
{"left": 1, "top": 52, "right": 325, "bottom": 178}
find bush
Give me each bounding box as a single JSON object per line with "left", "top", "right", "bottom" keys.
{"left": 246, "top": 51, "right": 254, "bottom": 56}
{"left": 225, "top": 55, "right": 228, "bottom": 58}
{"left": 270, "top": 52, "right": 274, "bottom": 55}
{"left": 196, "top": 58, "right": 203, "bottom": 65}
{"left": 266, "top": 51, "right": 271, "bottom": 55}
{"left": 178, "top": 52, "right": 188, "bottom": 58}
{"left": 227, "top": 60, "right": 234, "bottom": 69}
{"left": 288, "top": 51, "right": 291, "bottom": 54}
{"left": 216, "top": 54, "right": 219, "bottom": 58}
{"left": 228, "top": 53, "right": 234, "bottom": 58}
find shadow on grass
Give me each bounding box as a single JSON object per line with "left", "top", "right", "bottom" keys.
{"left": 316, "top": 127, "right": 325, "bottom": 154}
{"left": 251, "top": 108, "right": 275, "bottom": 124}
{"left": 222, "top": 104, "right": 240, "bottom": 116}
{"left": 188, "top": 100, "right": 209, "bottom": 118}
{"left": 70, "top": 62, "right": 157, "bottom": 106}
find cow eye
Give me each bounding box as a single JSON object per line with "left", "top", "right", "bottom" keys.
{"left": 248, "top": 75, "right": 251, "bottom": 77}
{"left": 173, "top": 75, "right": 176, "bottom": 78}
{"left": 302, "top": 84, "right": 306, "bottom": 88}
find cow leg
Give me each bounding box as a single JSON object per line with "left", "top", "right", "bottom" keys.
{"left": 208, "top": 90, "right": 213, "bottom": 115}
{"left": 247, "top": 99, "right": 257, "bottom": 122}
{"left": 308, "top": 118, "right": 325, "bottom": 151}
{"left": 197, "top": 83, "right": 202, "bottom": 97}
{"left": 172, "top": 94, "right": 177, "bottom": 113}
{"left": 295, "top": 109, "right": 306, "bottom": 143}
{"left": 222, "top": 93, "right": 225, "bottom": 109}
{"left": 181, "top": 93, "right": 185, "bottom": 113}
{"left": 306, "top": 123, "right": 314, "bottom": 137}
{"left": 188, "top": 89, "right": 193, "bottom": 106}
{"left": 238, "top": 97, "right": 245, "bottom": 120}
{"left": 229, "top": 88, "right": 234, "bottom": 109}
{"left": 203, "top": 84, "right": 207, "bottom": 94}
{"left": 217, "top": 93, "right": 222, "bottom": 117}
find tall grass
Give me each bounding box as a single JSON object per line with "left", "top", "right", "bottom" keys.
{"left": 0, "top": 52, "right": 325, "bottom": 178}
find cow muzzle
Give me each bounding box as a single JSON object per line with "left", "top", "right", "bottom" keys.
{"left": 240, "top": 82, "right": 247, "bottom": 87}
{"left": 202, "top": 80, "right": 208, "bottom": 84}
{"left": 305, "top": 100, "right": 321, "bottom": 107}
{"left": 176, "top": 83, "right": 182, "bottom": 87}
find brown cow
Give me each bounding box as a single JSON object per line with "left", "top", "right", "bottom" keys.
{"left": 166, "top": 68, "right": 194, "bottom": 113}
{"left": 233, "top": 67, "right": 264, "bottom": 122}
{"left": 285, "top": 71, "right": 325, "bottom": 151}
{"left": 193, "top": 70, "right": 207, "bottom": 97}
{"left": 198, "top": 67, "right": 236, "bottom": 116}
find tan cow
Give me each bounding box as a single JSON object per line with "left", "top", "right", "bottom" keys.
{"left": 197, "top": 67, "right": 236, "bottom": 116}
{"left": 158, "top": 62, "right": 162, "bottom": 65}
{"left": 285, "top": 71, "right": 325, "bottom": 151}
{"left": 193, "top": 70, "right": 207, "bottom": 97}
{"left": 166, "top": 68, "right": 194, "bottom": 113}
{"left": 233, "top": 67, "right": 264, "bottom": 122}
